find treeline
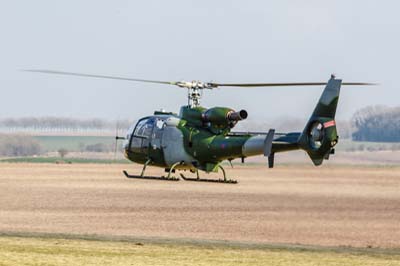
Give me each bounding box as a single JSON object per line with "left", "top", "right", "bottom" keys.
{"left": 0, "top": 134, "right": 118, "bottom": 157}
{"left": 0, "top": 134, "right": 42, "bottom": 156}
{"left": 0, "top": 117, "right": 131, "bottom": 132}
{"left": 352, "top": 106, "right": 400, "bottom": 142}
{"left": 1, "top": 106, "right": 399, "bottom": 142}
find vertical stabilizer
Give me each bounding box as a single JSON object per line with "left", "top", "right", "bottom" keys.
{"left": 299, "top": 75, "right": 341, "bottom": 166}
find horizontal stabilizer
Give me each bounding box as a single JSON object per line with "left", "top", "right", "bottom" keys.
{"left": 263, "top": 129, "right": 275, "bottom": 157}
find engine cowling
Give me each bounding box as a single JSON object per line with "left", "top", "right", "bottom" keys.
{"left": 202, "top": 107, "right": 247, "bottom": 130}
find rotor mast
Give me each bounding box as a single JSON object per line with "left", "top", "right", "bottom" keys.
{"left": 188, "top": 87, "right": 202, "bottom": 107}
{"left": 174, "top": 80, "right": 214, "bottom": 108}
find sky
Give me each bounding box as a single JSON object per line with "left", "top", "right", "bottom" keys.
{"left": 0, "top": 0, "right": 398, "bottom": 123}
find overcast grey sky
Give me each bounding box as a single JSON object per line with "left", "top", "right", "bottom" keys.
{"left": 0, "top": 0, "right": 398, "bottom": 122}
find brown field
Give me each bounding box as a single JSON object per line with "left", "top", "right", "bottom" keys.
{"left": 0, "top": 162, "right": 400, "bottom": 249}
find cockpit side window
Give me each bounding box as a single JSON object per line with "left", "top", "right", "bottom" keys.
{"left": 134, "top": 118, "right": 154, "bottom": 138}
{"left": 125, "top": 124, "right": 136, "bottom": 141}
{"left": 128, "top": 118, "right": 154, "bottom": 154}
{"left": 126, "top": 117, "right": 167, "bottom": 154}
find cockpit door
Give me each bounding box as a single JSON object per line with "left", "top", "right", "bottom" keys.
{"left": 127, "top": 117, "right": 166, "bottom": 165}
{"left": 148, "top": 118, "right": 165, "bottom": 164}
{"left": 129, "top": 118, "right": 155, "bottom": 155}
{"left": 151, "top": 118, "right": 165, "bottom": 149}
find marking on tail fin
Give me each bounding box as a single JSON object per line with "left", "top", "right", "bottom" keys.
{"left": 323, "top": 120, "right": 336, "bottom": 128}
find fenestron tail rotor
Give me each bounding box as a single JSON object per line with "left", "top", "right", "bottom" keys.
{"left": 24, "top": 70, "right": 376, "bottom": 107}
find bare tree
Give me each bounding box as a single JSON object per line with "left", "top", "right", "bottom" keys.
{"left": 0, "top": 134, "right": 42, "bottom": 156}
{"left": 58, "top": 148, "right": 69, "bottom": 158}
{"left": 352, "top": 105, "right": 400, "bottom": 142}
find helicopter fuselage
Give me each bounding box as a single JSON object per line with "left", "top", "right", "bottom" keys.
{"left": 23, "top": 69, "right": 347, "bottom": 178}
{"left": 123, "top": 105, "right": 300, "bottom": 173}
{"left": 122, "top": 74, "right": 343, "bottom": 175}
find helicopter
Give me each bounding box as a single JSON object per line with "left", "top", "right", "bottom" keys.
{"left": 25, "top": 70, "right": 373, "bottom": 183}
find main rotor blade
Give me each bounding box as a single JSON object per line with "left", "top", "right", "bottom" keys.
{"left": 23, "top": 69, "right": 177, "bottom": 86}
{"left": 24, "top": 69, "right": 377, "bottom": 88}
{"left": 209, "top": 82, "right": 376, "bottom": 87}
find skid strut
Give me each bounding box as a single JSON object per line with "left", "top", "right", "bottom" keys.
{"left": 123, "top": 159, "right": 179, "bottom": 181}
{"left": 124, "top": 161, "right": 237, "bottom": 184}
{"left": 180, "top": 165, "right": 237, "bottom": 184}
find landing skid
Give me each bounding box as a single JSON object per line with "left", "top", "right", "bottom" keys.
{"left": 123, "top": 170, "right": 179, "bottom": 181}
{"left": 124, "top": 160, "right": 237, "bottom": 184}
{"left": 180, "top": 164, "right": 237, "bottom": 184}
{"left": 180, "top": 174, "right": 237, "bottom": 184}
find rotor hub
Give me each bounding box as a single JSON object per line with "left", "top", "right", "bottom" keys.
{"left": 175, "top": 80, "right": 215, "bottom": 108}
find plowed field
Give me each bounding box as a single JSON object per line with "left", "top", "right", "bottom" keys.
{"left": 1, "top": 163, "right": 399, "bottom": 248}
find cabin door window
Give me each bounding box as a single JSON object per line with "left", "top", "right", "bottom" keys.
{"left": 130, "top": 118, "right": 154, "bottom": 154}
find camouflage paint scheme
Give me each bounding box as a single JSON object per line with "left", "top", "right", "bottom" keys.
{"left": 124, "top": 77, "right": 340, "bottom": 173}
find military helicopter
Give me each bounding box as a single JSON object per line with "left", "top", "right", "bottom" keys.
{"left": 26, "top": 70, "right": 373, "bottom": 183}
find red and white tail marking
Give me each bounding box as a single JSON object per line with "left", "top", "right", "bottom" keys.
{"left": 323, "top": 120, "right": 336, "bottom": 128}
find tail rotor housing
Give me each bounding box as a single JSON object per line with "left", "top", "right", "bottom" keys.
{"left": 299, "top": 76, "right": 341, "bottom": 165}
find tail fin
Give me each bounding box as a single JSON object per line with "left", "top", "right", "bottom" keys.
{"left": 299, "top": 75, "right": 341, "bottom": 166}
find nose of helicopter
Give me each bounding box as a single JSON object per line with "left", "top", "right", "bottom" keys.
{"left": 122, "top": 138, "right": 130, "bottom": 159}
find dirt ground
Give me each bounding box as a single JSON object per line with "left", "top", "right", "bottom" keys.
{"left": 0, "top": 163, "right": 399, "bottom": 248}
